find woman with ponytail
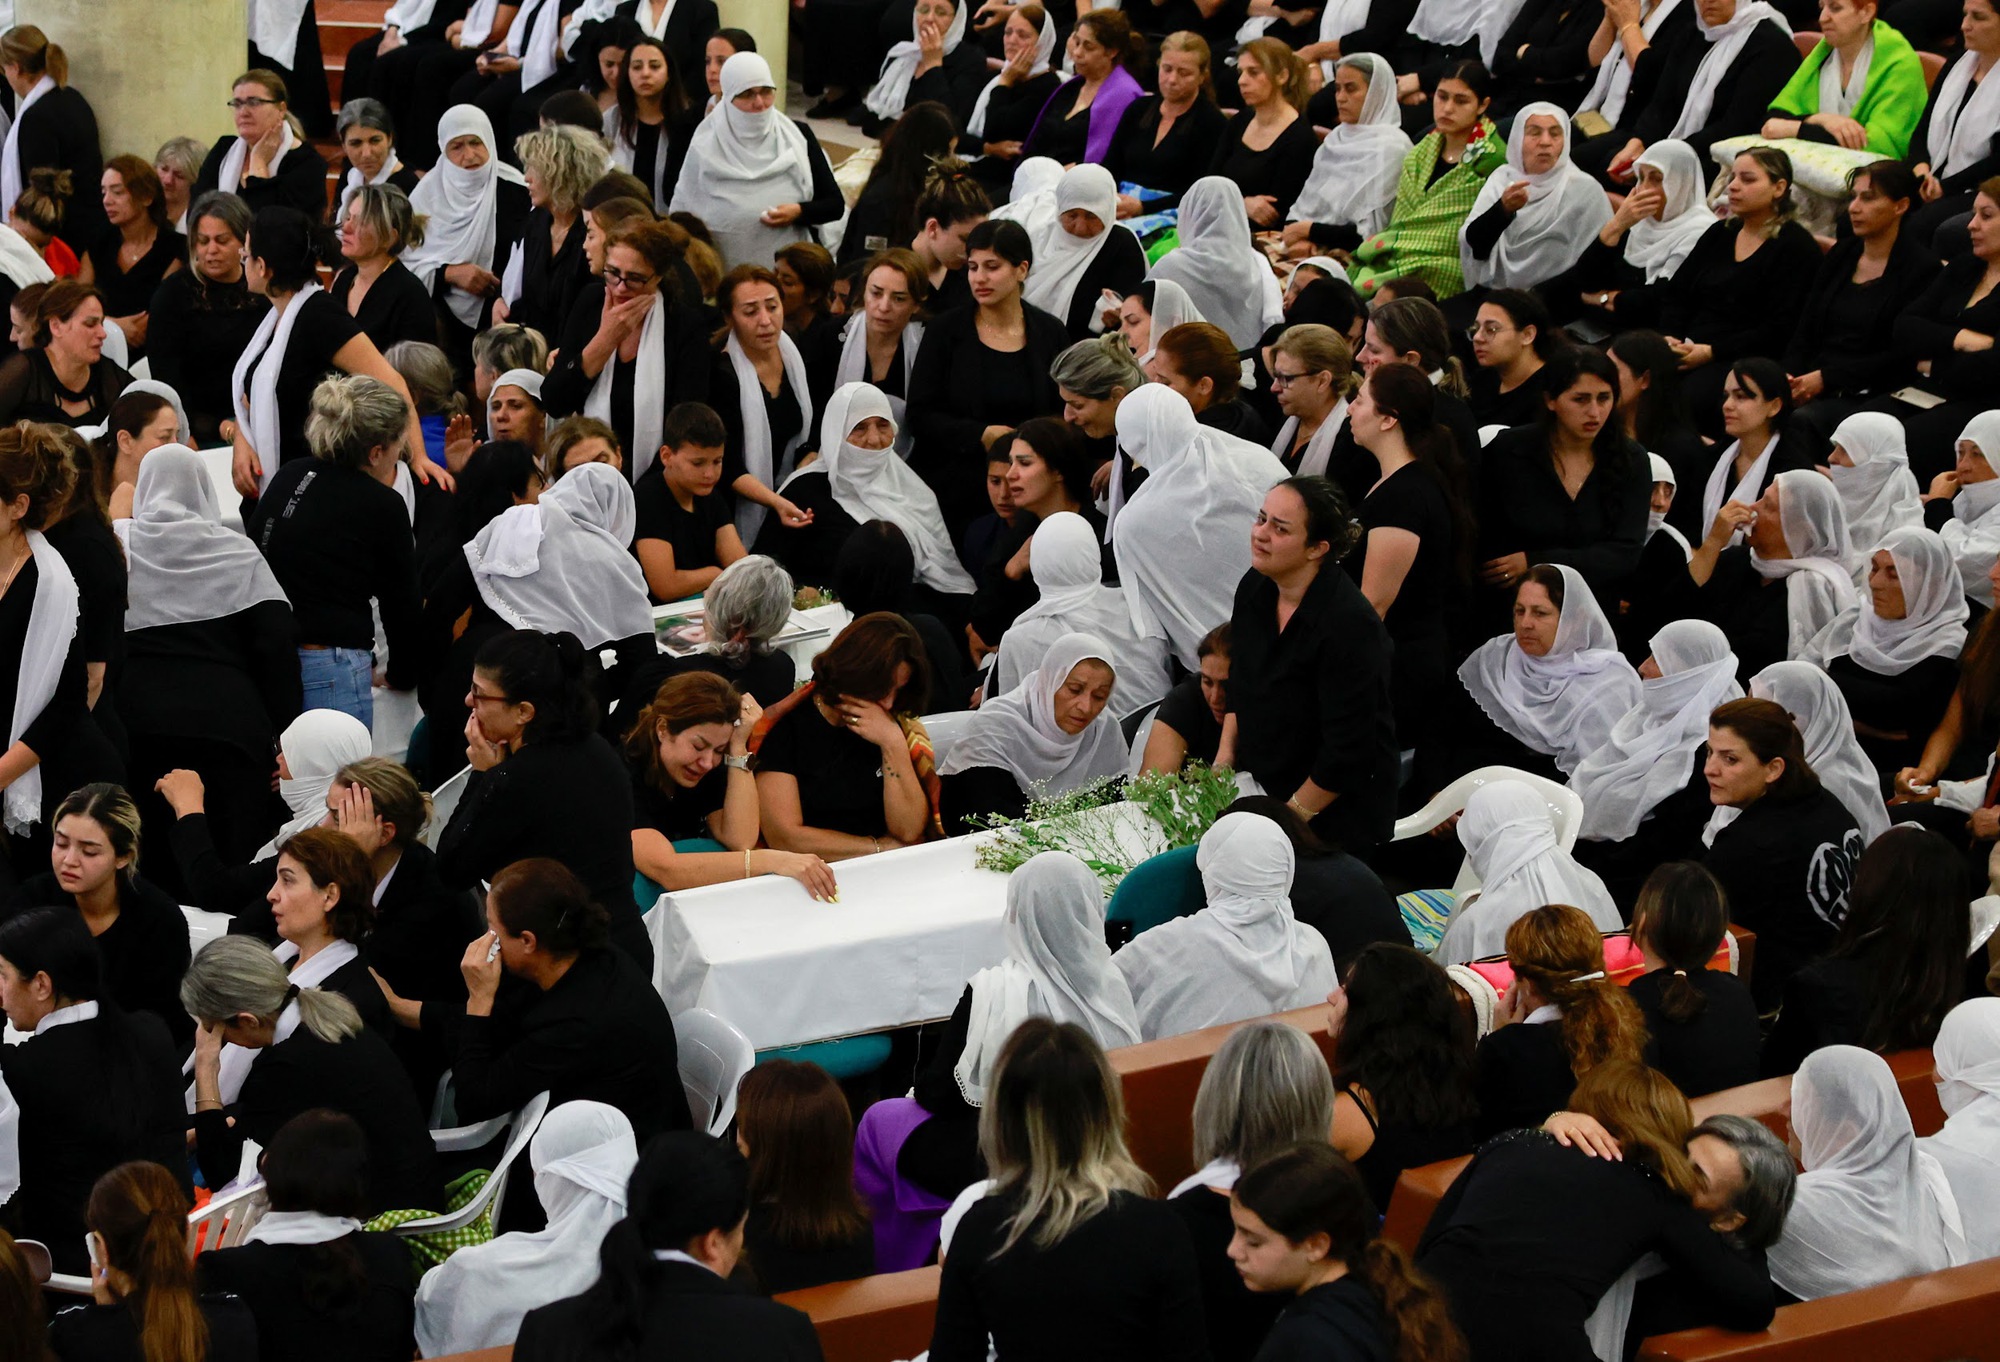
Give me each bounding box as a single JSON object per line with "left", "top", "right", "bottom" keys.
{"left": 183, "top": 935, "right": 441, "bottom": 1214}
{"left": 0, "top": 27, "right": 106, "bottom": 249}
{"left": 1473, "top": 903, "right": 1651, "bottom": 1138}
{"left": 1626, "top": 861, "right": 1760, "bottom": 1098}
{"left": 47, "top": 1162, "right": 256, "bottom": 1362}
{"left": 1229, "top": 1142, "right": 1465, "bottom": 1362}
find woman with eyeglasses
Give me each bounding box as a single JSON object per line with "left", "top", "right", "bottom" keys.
{"left": 1465, "top": 288, "right": 1554, "bottom": 431}
{"left": 193, "top": 69, "right": 331, "bottom": 222}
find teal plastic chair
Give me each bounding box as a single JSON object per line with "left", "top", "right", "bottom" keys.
{"left": 635, "top": 839, "right": 729, "bottom": 912}
{"left": 755, "top": 1034, "right": 894, "bottom": 1080}
{"left": 1105, "top": 845, "right": 1205, "bottom": 939}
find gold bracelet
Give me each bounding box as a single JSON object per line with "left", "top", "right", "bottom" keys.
{"left": 872, "top": 837, "right": 882, "bottom": 853}
{"left": 744, "top": 850, "right": 752, "bottom": 880}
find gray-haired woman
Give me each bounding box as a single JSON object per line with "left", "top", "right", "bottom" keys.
{"left": 183, "top": 935, "right": 443, "bottom": 1212}
{"left": 618, "top": 554, "right": 801, "bottom": 718}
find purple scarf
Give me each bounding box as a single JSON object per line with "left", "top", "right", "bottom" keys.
{"left": 1025, "top": 65, "right": 1144, "bottom": 166}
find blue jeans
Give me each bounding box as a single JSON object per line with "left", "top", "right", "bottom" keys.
{"left": 298, "top": 647, "right": 374, "bottom": 727}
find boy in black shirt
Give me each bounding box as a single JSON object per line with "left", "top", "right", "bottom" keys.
{"left": 632, "top": 402, "right": 747, "bottom": 603}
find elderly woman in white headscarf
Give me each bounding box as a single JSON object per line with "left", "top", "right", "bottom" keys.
{"left": 1459, "top": 103, "right": 1611, "bottom": 293}
{"left": 1112, "top": 384, "right": 1287, "bottom": 670}
{"left": 1113, "top": 811, "right": 1338, "bottom": 1042}
{"left": 258, "top": 709, "right": 375, "bottom": 860}
{"left": 1022, "top": 164, "right": 1147, "bottom": 341}
{"left": 1769, "top": 1046, "right": 1967, "bottom": 1301}
{"left": 1148, "top": 177, "right": 1285, "bottom": 350}
{"left": 1697, "top": 468, "right": 1858, "bottom": 675}
{"left": 859, "top": 0, "right": 989, "bottom": 133}
{"left": 1284, "top": 55, "right": 1411, "bottom": 250}
{"left": 1597, "top": 140, "right": 1716, "bottom": 293}
{"left": 1460, "top": 563, "right": 1642, "bottom": 777}
{"left": 1920, "top": 997, "right": 2000, "bottom": 1260}
{"left": 989, "top": 512, "right": 1171, "bottom": 716}
{"left": 403, "top": 105, "right": 530, "bottom": 337}
{"left": 1825, "top": 412, "right": 1922, "bottom": 551}
{"left": 936, "top": 632, "right": 1127, "bottom": 831}
{"left": 1709, "top": 661, "right": 1891, "bottom": 848}
{"left": 1935, "top": 412, "right": 2000, "bottom": 605}
{"left": 990, "top": 156, "right": 1064, "bottom": 239}
{"left": 1436, "top": 780, "right": 1622, "bottom": 966}
{"left": 671, "top": 52, "right": 841, "bottom": 268}
{"left": 415, "top": 1101, "right": 639, "bottom": 1355}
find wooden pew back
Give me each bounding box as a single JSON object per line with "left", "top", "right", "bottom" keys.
{"left": 775, "top": 1266, "right": 943, "bottom": 1362}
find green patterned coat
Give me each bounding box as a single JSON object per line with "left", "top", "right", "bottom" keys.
{"left": 1349, "top": 118, "right": 1507, "bottom": 298}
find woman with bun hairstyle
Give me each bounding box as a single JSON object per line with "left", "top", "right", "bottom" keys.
{"left": 10, "top": 166, "right": 79, "bottom": 277}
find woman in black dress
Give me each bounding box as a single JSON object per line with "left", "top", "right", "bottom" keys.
{"left": 0, "top": 28, "right": 106, "bottom": 246}
{"left": 1211, "top": 39, "right": 1318, "bottom": 230}
{"left": 149, "top": 191, "right": 270, "bottom": 445}
{"left": 331, "top": 185, "right": 440, "bottom": 353}
{"left": 193, "top": 70, "right": 331, "bottom": 221}
{"left": 1625, "top": 860, "right": 1762, "bottom": 1097}
{"left": 736, "top": 1059, "right": 878, "bottom": 1294}
{"left": 500, "top": 124, "right": 601, "bottom": 339}
{"left": 0, "top": 279, "right": 130, "bottom": 428}
{"left": 966, "top": 6, "right": 1065, "bottom": 200}
{"left": 1103, "top": 32, "right": 1228, "bottom": 217}
{"left": 79, "top": 155, "right": 183, "bottom": 362}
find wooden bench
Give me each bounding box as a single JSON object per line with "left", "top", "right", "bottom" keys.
{"left": 774, "top": 1266, "right": 943, "bottom": 1362}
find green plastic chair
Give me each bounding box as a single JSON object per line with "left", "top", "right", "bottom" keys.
{"left": 1105, "top": 845, "right": 1205, "bottom": 939}
{"left": 755, "top": 1034, "right": 894, "bottom": 1080}
{"left": 634, "top": 839, "right": 729, "bottom": 912}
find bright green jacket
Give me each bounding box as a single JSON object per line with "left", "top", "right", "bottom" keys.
{"left": 1349, "top": 119, "right": 1507, "bottom": 299}
{"left": 1769, "top": 19, "right": 1929, "bottom": 159}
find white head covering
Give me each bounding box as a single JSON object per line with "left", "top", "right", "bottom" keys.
{"left": 1437, "top": 780, "right": 1623, "bottom": 965}
{"left": 3, "top": 531, "right": 77, "bottom": 835}
{"left": 968, "top": 6, "right": 1056, "bottom": 139}
{"left": 1460, "top": 103, "right": 1611, "bottom": 291}
{"left": 990, "top": 511, "right": 1172, "bottom": 715}
{"left": 486, "top": 367, "right": 544, "bottom": 437}
{"left": 1112, "top": 384, "right": 1288, "bottom": 670}
{"left": 1929, "top": 48, "right": 2000, "bottom": 178}
{"left": 124, "top": 446, "right": 289, "bottom": 633}
{"left": 1808, "top": 525, "right": 1967, "bottom": 677}
{"left": 466, "top": 463, "right": 654, "bottom": 648}
{"left": 1647, "top": 452, "right": 1693, "bottom": 557}
{"left": 1411, "top": 0, "right": 1495, "bottom": 47}
{"left": 990, "top": 157, "right": 1065, "bottom": 240}
{"left": 671, "top": 53, "right": 814, "bottom": 268}
{"left": 119, "top": 379, "right": 192, "bottom": 447}
{"left": 1669, "top": 0, "right": 1791, "bottom": 140}
{"left": 255, "top": 710, "right": 372, "bottom": 859}
{"left": 864, "top": 0, "right": 969, "bottom": 121}
{"left": 1571, "top": 619, "right": 1743, "bottom": 842}
{"left": 406, "top": 106, "right": 526, "bottom": 329}
{"left": 1945, "top": 413, "right": 2000, "bottom": 605}
{"left": 1622, "top": 140, "right": 1714, "bottom": 284}
{"left": 1457, "top": 565, "right": 1643, "bottom": 775}
{"left": 1769, "top": 1046, "right": 1968, "bottom": 1301}
{"left": 1704, "top": 662, "right": 1891, "bottom": 847}
{"left": 833, "top": 300, "right": 925, "bottom": 456}
{"left": 1023, "top": 164, "right": 1127, "bottom": 324}
{"left": 812, "top": 382, "right": 973, "bottom": 594}
{"left": 722, "top": 327, "right": 813, "bottom": 544}
{"left": 1136, "top": 278, "right": 1203, "bottom": 366}
{"left": 1147, "top": 177, "right": 1284, "bottom": 350}
{"left": 231, "top": 281, "right": 325, "bottom": 493}
{"left": 0, "top": 221, "right": 52, "bottom": 293}
{"left": 1113, "top": 813, "right": 1339, "bottom": 1041}
{"left": 937, "top": 632, "right": 1129, "bottom": 795}
{"left": 1826, "top": 412, "right": 1923, "bottom": 553}
{"left": 414, "top": 1101, "right": 639, "bottom": 1356}
{"left": 1289, "top": 55, "right": 1411, "bottom": 239}
{"left": 953, "top": 851, "right": 1142, "bottom": 1105}
{"left": 1579, "top": 0, "right": 1686, "bottom": 124}
{"left": 1750, "top": 470, "right": 1860, "bottom": 662}
{"left": 1919, "top": 997, "right": 2000, "bottom": 1260}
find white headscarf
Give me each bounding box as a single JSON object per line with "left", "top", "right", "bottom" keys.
{"left": 1769, "top": 1046, "right": 1968, "bottom": 1301}
{"left": 953, "top": 851, "right": 1142, "bottom": 1105}
{"left": 1136, "top": 278, "right": 1203, "bottom": 366}
{"left": 216, "top": 115, "right": 301, "bottom": 197}
{"left": 1289, "top": 55, "right": 1410, "bottom": 239}
{"left": 1622, "top": 140, "right": 1715, "bottom": 284}
{"left": 812, "top": 382, "right": 973, "bottom": 594}
{"left": 937, "top": 632, "right": 1129, "bottom": 795}
{"left": 1579, "top": 0, "right": 1685, "bottom": 124}
{"left": 1750, "top": 470, "right": 1860, "bottom": 662}
{"left": 991, "top": 511, "right": 1172, "bottom": 715}
{"left": 1807, "top": 525, "right": 1967, "bottom": 676}
{"left": 1647, "top": 452, "right": 1692, "bottom": 558}
{"left": 254, "top": 710, "right": 372, "bottom": 859}
{"left": 1460, "top": 103, "right": 1611, "bottom": 291}
{"left": 1826, "top": 412, "right": 1923, "bottom": 553}
{"left": 1704, "top": 662, "right": 1890, "bottom": 848}
{"left": 1571, "top": 619, "right": 1743, "bottom": 842}
{"left": 0, "top": 221, "right": 51, "bottom": 293}
{"left": 124, "top": 446, "right": 289, "bottom": 633}
{"left": 414, "top": 1102, "right": 639, "bottom": 1356}
{"left": 1919, "top": 997, "right": 2000, "bottom": 1261}
{"left": 1437, "top": 780, "right": 1623, "bottom": 965}
{"left": 1023, "top": 164, "right": 1126, "bottom": 323}
{"left": 722, "top": 327, "right": 813, "bottom": 544}
{"left": 1700, "top": 430, "right": 1780, "bottom": 545}
{"left": 1944, "top": 413, "right": 2000, "bottom": 605}
{"left": 3, "top": 531, "right": 77, "bottom": 835}
{"left": 834, "top": 306, "right": 924, "bottom": 458}
{"left": 583, "top": 288, "right": 670, "bottom": 481}
{"left": 231, "top": 282, "right": 324, "bottom": 494}
{"left": 1457, "top": 565, "right": 1643, "bottom": 775}
{"left": 1113, "top": 813, "right": 1339, "bottom": 1042}
{"left": 1669, "top": 0, "right": 1790, "bottom": 140}
{"left": 1148, "top": 177, "right": 1284, "bottom": 350}
{"left": 121, "top": 379, "right": 192, "bottom": 447}
{"left": 406, "top": 106, "right": 526, "bottom": 329}
{"left": 466, "top": 463, "right": 653, "bottom": 648}
{"left": 1112, "top": 385, "right": 1288, "bottom": 669}
{"left": 991, "top": 157, "right": 1064, "bottom": 239}
{"left": 968, "top": 6, "right": 1056, "bottom": 139}
{"left": 1412, "top": 0, "right": 1495, "bottom": 48}
{"left": 486, "top": 368, "right": 544, "bottom": 436}
{"left": 671, "top": 53, "right": 814, "bottom": 268}
{"left": 864, "top": 0, "right": 969, "bottom": 121}
{"left": 1928, "top": 48, "right": 2000, "bottom": 178}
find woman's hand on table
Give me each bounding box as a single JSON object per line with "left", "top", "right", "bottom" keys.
{"left": 767, "top": 850, "right": 840, "bottom": 901}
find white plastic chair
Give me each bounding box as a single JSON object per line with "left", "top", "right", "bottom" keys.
{"left": 1392, "top": 765, "right": 1585, "bottom": 898}
{"left": 918, "top": 711, "right": 978, "bottom": 769}
{"left": 423, "top": 765, "right": 473, "bottom": 849}
{"left": 182, "top": 905, "right": 233, "bottom": 955}
{"left": 188, "top": 1180, "right": 269, "bottom": 1253}
{"left": 371, "top": 686, "right": 422, "bottom": 762}
{"left": 1125, "top": 710, "right": 1159, "bottom": 779}
{"left": 194, "top": 446, "right": 242, "bottom": 533}
{"left": 391, "top": 1090, "right": 551, "bottom": 1241}
{"left": 674, "top": 1008, "right": 757, "bottom": 1137}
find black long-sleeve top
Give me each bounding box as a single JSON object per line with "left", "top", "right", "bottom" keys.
{"left": 1226, "top": 564, "right": 1399, "bottom": 850}
{"left": 2, "top": 872, "right": 194, "bottom": 1047}
{"left": 250, "top": 458, "right": 421, "bottom": 684}
{"left": 18, "top": 87, "right": 107, "bottom": 246}
{"left": 198, "top": 1233, "right": 418, "bottom": 1362}
{"left": 1208, "top": 112, "right": 1319, "bottom": 223}
{"left": 330, "top": 259, "right": 441, "bottom": 353}
{"left": 1908, "top": 62, "right": 2000, "bottom": 193}
{"left": 1627, "top": 966, "right": 1763, "bottom": 1098}
{"left": 1703, "top": 785, "right": 1862, "bottom": 1010}
{"left": 505, "top": 206, "right": 594, "bottom": 339}
{"left": 1630, "top": 19, "right": 1798, "bottom": 151}
{"left": 930, "top": 1190, "right": 1212, "bottom": 1362}
{"left": 123, "top": 601, "right": 302, "bottom": 765}
{"left": 613, "top": 0, "right": 721, "bottom": 93}
{"left": 1621, "top": 219, "right": 1823, "bottom": 367}
{"left": 1575, "top": 0, "right": 1699, "bottom": 139}
{"left": 1478, "top": 425, "right": 1651, "bottom": 594}
{"left": 1169, "top": 1186, "right": 1287, "bottom": 1362}
{"left": 194, "top": 137, "right": 331, "bottom": 222}
{"left": 168, "top": 812, "right": 279, "bottom": 917}
{"left": 44, "top": 512, "right": 127, "bottom": 758}
{"left": 1417, "top": 1130, "right": 1777, "bottom": 1362}
{"left": 1102, "top": 97, "right": 1230, "bottom": 214}
{"left": 85, "top": 229, "right": 184, "bottom": 322}
{"left": 146, "top": 270, "right": 270, "bottom": 444}
{"left": 1051, "top": 227, "right": 1149, "bottom": 340}
{"left": 0, "top": 349, "right": 131, "bottom": 427}
{"left": 1782, "top": 231, "right": 1940, "bottom": 397}
{"left": 968, "top": 71, "right": 1066, "bottom": 188}
{"left": 1827, "top": 651, "right": 1958, "bottom": 772}
{"left": 907, "top": 43, "right": 998, "bottom": 130}
{"left": 1894, "top": 252, "right": 2000, "bottom": 401}
{"left": 541, "top": 274, "right": 713, "bottom": 449}
{"left": 1490, "top": 0, "right": 1606, "bottom": 110}
{"left": 1471, "top": 1020, "right": 1578, "bottom": 1138}
{"left": 364, "top": 840, "right": 482, "bottom": 1005}
{"left": 0, "top": 556, "right": 113, "bottom": 821}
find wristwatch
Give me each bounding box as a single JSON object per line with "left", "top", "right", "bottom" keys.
{"left": 722, "top": 754, "right": 751, "bottom": 771}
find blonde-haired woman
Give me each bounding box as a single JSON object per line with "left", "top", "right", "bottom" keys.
{"left": 927, "top": 1017, "right": 1206, "bottom": 1362}
{"left": 499, "top": 123, "right": 604, "bottom": 337}
{"left": 1214, "top": 38, "right": 1317, "bottom": 230}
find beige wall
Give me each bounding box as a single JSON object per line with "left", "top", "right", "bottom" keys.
{"left": 19, "top": 0, "right": 245, "bottom": 160}
{"left": 718, "top": 0, "right": 789, "bottom": 100}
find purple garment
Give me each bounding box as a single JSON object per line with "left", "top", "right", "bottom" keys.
{"left": 853, "top": 1096, "right": 954, "bottom": 1271}
{"left": 1024, "top": 66, "right": 1145, "bottom": 166}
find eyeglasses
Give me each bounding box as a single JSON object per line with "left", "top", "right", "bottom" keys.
{"left": 1269, "top": 369, "right": 1321, "bottom": 389}
{"left": 226, "top": 97, "right": 279, "bottom": 110}
{"left": 468, "top": 687, "right": 514, "bottom": 707}
{"left": 602, "top": 264, "right": 657, "bottom": 291}
{"left": 1465, "top": 322, "right": 1513, "bottom": 340}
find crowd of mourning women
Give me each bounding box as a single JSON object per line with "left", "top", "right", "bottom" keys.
{"left": 5, "top": 0, "right": 2000, "bottom": 1354}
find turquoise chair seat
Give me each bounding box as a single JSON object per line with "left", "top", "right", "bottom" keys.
{"left": 634, "top": 839, "right": 731, "bottom": 912}
{"left": 1105, "top": 844, "right": 1205, "bottom": 938}
{"left": 756, "top": 1034, "right": 894, "bottom": 1080}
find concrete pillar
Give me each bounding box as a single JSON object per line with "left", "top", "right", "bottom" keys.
{"left": 717, "top": 0, "right": 789, "bottom": 102}
{"left": 19, "top": 0, "right": 245, "bottom": 159}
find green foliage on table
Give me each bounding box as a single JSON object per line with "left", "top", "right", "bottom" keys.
{"left": 969, "top": 763, "right": 1239, "bottom": 891}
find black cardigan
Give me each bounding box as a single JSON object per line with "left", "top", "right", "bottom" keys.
{"left": 329, "top": 259, "right": 441, "bottom": 352}
{"left": 1490, "top": 0, "right": 1607, "bottom": 112}
{"left": 540, "top": 275, "right": 714, "bottom": 439}
{"left": 1909, "top": 62, "right": 2000, "bottom": 194}
{"left": 122, "top": 601, "right": 303, "bottom": 765}
{"left": 195, "top": 136, "right": 331, "bottom": 221}
{"left": 1782, "top": 230, "right": 1941, "bottom": 397}
{"left": 906, "top": 43, "right": 998, "bottom": 131}
{"left": 1894, "top": 252, "right": 2000, "bottom": 402}
{"left": 1631, "top": 19, "right": 1798, "bottom": 152}
{"left": 1703, "top": 786, "right": 1863, "bottom": 1009}
{"left": 197, "top": 1233, "right": 417, "bottom": 1362}
{"left": 1102, "top": 97, "right": 1230, "bottom": 213}
{"left": 505, "top": 206, "right": 594, "bottom": 340}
